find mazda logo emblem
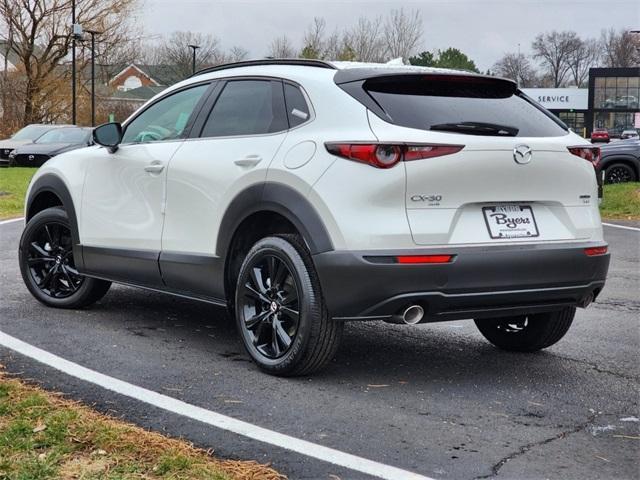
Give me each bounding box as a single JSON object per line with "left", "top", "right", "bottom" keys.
{"left": 513, "top": 144, "right": 532, "bottom": 164}
{"left": 28, "top": 155, "right": 34, "bottom": 161}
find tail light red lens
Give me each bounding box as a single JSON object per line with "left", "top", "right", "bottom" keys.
{"left": 396, "top": 254, "right": 454, "bottom": 264}
{"left": 568, "top": 146, "right": 601, "bottom": 167}
{"left": 584, "top": 246, "right": 608, "bottom": 256}
{"left": 326, "top": 143, "right": 464, "bottom": 168}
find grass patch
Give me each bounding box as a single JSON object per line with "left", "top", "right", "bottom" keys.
{"left": 0, "top": 372, "right": 285, "bottom": 480}
{"left": 0, "top": 167, "right": 37, "bottom": 219}
{"left": 600, "top": 182, "right": 640, "bottom": 220}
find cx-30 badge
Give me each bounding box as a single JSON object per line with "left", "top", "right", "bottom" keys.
{"left": 513, "top": 144, "right": 532, "bottom": 164}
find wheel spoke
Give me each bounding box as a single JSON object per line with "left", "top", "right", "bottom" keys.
{"left": 245, "top": 310, "right": 271, "bottom": 329}
{"left": 30, "top": 242, "right": 51, "bottom": 258}
{"left": 274, "top": 319, "right": 292, "bottom": 350}
{"left": 64, "top": 264, "right": 80, "bottom": 276}
{"left": 60, "top": 266, "right": 79, "bottom": 292}
{"left": 272, "top": 259, "right": 287, "bottom": 288}
{"left": 280, "top": 306, "right": 299, "bottom": 323}
{"left": 244, "top": 283, "right": 271, "bottom": 305}
{"left": 39, "top": 265, "right": 57, "bottom": 289}
{"left": 249, "top": 266, "right": 267, "bottom": 293}
{"left": 44, "top": 225, "right": 55, "bottom": 246}
{"left": 271, "top": 320, "right": 281, "bottom": 357}
{"left": 28, "top": 257, "right": 54, "bottom": 266}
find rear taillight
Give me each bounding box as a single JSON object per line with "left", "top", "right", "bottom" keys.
{"left": 396, "top": 254, "right": 454, "bottom": 264}
{"left": 568, "top": 146, "right": 601, "bottom": 167}
{"left": 584, "top": 246, "right": 608, "bottom": 256}
{"left": 325, "top": 143, "right": 464, "bottom": 169}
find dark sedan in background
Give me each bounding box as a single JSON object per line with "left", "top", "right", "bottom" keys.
{"left": 599, "top": 139, "right": 640, "bottom": 184}
{"left": 9, "top": 127, "right": 93, "bottom": 167}
{"left": 0, "top": 124, "right": 73, "bottom": 167}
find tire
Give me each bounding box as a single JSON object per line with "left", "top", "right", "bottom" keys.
{"left": 604, "top": 163, "right": 637, "bottom": 184}
{"left": 474, "top": 307, "right": 575, "bottom": 352}
{"left": 19, "top": 207, "right": 111, "bottom": 309}
{"left": 234, "top": 235, "right": 343, "bottom": 376}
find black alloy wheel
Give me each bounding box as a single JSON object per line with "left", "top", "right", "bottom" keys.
{"left": 25, "top": 221, "right": 84, "bottom": 298}
{"left": 604, "top": 163, "right": 636, "bottom": 184}
{"left": 19, "top": 207, "right": 111, "bottom": 308}
{"left": 238, "top": 252, "right": 300, "bottom": 359}
{"left": 234, "top": 235, "right": 343, "bottom": 376}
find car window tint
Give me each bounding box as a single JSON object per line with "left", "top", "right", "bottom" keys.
{"left": 12, "top": 125, "right": 53, "bottom": 140}
{"left": 122, "top": 84, "right": 208, "bottom": 144}
{"left": 36, "top": 128, "right": 89, "bottom": 144}
{"left": 284, "top": 83, "right": 310, "bottom": 127}
{"left": 201, "top": 80, "right": 287, "bottom": 137}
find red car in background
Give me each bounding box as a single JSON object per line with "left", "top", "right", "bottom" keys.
{"left": 591, "top": 128, "right": 610, "bottom": 143}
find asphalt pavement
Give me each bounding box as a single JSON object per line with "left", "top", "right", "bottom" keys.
{"left": 0, "top": 219, "right": 638, "bottom": 479}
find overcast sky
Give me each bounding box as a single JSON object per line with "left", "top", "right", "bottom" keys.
{"left": 143, "top": 0, "right": 638, "bottom": 71}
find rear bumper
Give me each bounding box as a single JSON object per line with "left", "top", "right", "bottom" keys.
{"left": 312, "top": 242, "right": 610, "bottom": 321}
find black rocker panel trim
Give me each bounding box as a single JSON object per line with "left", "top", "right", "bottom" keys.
{"left": 159, "top": 251, "right": 225, "bottom": 298}
{"left": 82, "top": 246, "right": 164, "bottom": 288}
{"left": 216, "top": 182, "right": 334, "bottom": 258}
{"left": 26, "top": 174, "right": 84, "bottom": 270}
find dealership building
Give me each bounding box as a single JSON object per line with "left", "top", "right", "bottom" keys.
{"left": 522, "top": 67, "right": 640, "bottom": 138}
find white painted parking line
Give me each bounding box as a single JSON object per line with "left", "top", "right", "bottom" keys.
{"left": 0, "top": 217, "right": 24, "bottom": 225}
{"left": 0, "top": 330, "right": 435, "bottom": 480}
{"left": 602, "top": 222, "right": 640, "bottom": 232}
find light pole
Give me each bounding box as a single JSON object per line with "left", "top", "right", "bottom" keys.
{"left": 188, "top": 44, "right": 200, "bottom": 75}
{"left": 85, "top": 29, "right": 102, "bottom": 127}
{"left": 70, "top": 0, "right": 83, "bottom": 125}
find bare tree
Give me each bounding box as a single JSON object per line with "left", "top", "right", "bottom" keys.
{"left": 384, "top": 8, "right": 423, "bottom": 60}
{"left": 492, "top": 52, "right": 537, "bottom": 86}
{"left": 0, "top": 0, "right": 139, "bottom": 125}
{"left": 269, "top": 35, "right": 296, "bottom": 58}
{"left": 227, "top": 45, "right": 248, "bottom": 62}
{"left": 300, "top": 17, "right": 326, "bottom": 59}
{"left": 566, "top": 37, "right": 599, "bottom": 87}
{"left": 153, "top": 31, "right": 225, "bottom": 80}
{"left": 531, "top": 31, "right": 579, "bottom": 87}
{"left": 344, "top": 16, "right": 385, "bottom": 62}
{"left": 600, "top": 28, "right": 640, "bottom": 68}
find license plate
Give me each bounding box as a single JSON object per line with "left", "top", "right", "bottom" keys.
{"left": 482, "top": 205, "right": 539, "bottom": 239}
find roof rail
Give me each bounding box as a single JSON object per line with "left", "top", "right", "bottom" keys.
{"left": 191, "top": 58, "right": 337, "bottom": 77}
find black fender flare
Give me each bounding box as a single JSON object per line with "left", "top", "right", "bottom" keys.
{"left": 26, "top": 174, "right": 83, "bottom": 268}
{"left": 216, "top": 182, "right": 334, "bottom": 259}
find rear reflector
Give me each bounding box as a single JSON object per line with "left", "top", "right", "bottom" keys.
{"left": 325, "top": 143, "right": 463, "bottom": 168}
{"left": 584, "top": 246, "right": 608, "bottom": 256}
{"left": 396, "top": 255, "right": 454, "bottom": 264}
{"left": 568, "top": 146, "right": 601, "bottom": 167}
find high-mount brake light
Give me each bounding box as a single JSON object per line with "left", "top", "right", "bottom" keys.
{"left": 568, "top": 146, "right": 601, "bottom": 167}
{"left": 325, "top": 143, "right": 464, "bottom": 168}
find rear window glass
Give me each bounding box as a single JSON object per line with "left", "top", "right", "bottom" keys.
{"left": 284, "top": 83, "right": 310, "bottom": 127}
{"left": 362, "top": 75, "right": 567, "bottom": 137}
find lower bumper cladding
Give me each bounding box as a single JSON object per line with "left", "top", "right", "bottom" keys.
{"left": 313, "top": 242, "right": 610, "bottom": 322}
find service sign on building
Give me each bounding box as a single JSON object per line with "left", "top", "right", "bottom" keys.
{"left": 522, "top": 88, "right": 588, "bottom": 111}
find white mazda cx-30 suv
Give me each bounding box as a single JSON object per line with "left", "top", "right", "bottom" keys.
{"left": 20, "top": 59, "right": 609, "bottom": 375}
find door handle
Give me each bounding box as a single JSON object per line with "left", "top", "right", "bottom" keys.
{"left": 234, "top": 155, "right": 262, "bottom": 168}
{"left": 144, "top": 162, "right": 165, "bottom": 174}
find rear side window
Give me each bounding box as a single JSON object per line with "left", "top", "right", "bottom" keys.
{"left": 284, "top": 83, "right": 311, "bottom": 127}
{"left": 201, "top": 80, "right": 288, "bottom": 137}
{"left": 350, "top": 75, "right": 567, "bottom": 137}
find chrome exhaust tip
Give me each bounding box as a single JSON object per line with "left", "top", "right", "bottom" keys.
{"left": 387, "top": 305, "right": 425, "bottom": 325}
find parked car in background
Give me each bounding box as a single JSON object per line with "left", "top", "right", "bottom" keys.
{"left": 602, "top": 95, "right": 639, "bottom": 109}
{"left": 0, "top": 124, "right": 73, "bottom": 167}
{"left": 591, "top": 128, "right": 610, "bottom": 143}
{"left": 599, "top": 139, "right": 640, "bottom": 183}
{"left": 9, "top": 127, "right": 93, "bottom": 167}
{"left": 620, "top": 129, "right": 639, "bottom": 140}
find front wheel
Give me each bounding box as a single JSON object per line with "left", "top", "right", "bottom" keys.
{"left": 234, "top": 235, "right": 342, "bottom": 376}
{"left": 604, "top": 163, "right": 637, "bottom": 184}
{"left": 474, "top": 308, "right": 575, "bottom": 352}
{"left": 19, "top": 207, "right": 111, "bottom": 309}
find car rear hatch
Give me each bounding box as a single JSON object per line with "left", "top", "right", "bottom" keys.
{"left": 338, "top": 71, "right": 600, "bottom": 245}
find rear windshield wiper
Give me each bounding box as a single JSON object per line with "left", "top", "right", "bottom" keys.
{"left": 430, "top": 122, "right": 519, "bottom": 136}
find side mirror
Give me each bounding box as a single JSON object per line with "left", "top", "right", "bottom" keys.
{"left": 93, "top": 122, "right": 123, "bottom": 153}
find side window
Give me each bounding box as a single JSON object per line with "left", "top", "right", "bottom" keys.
{"left": 201, "top": 80, "right": 287, "bottom": 137}
{"left": 284, "top": 83, "right": 311, "bottom": 127}
{"left": 122, "top": 84, "right": 209, "bottom": 144}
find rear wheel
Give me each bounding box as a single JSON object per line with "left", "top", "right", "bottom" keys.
{"left": 235, "top": 235, "right": 342, "bottom": 376}
{"left": 604, "top": 163, "right": 637, "bottom": 184}
{"left": 474, "top": 308, "right": 575, "bottom": 352}
{"left": 19, "top": 207, "right": 111, "bottom": 308}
